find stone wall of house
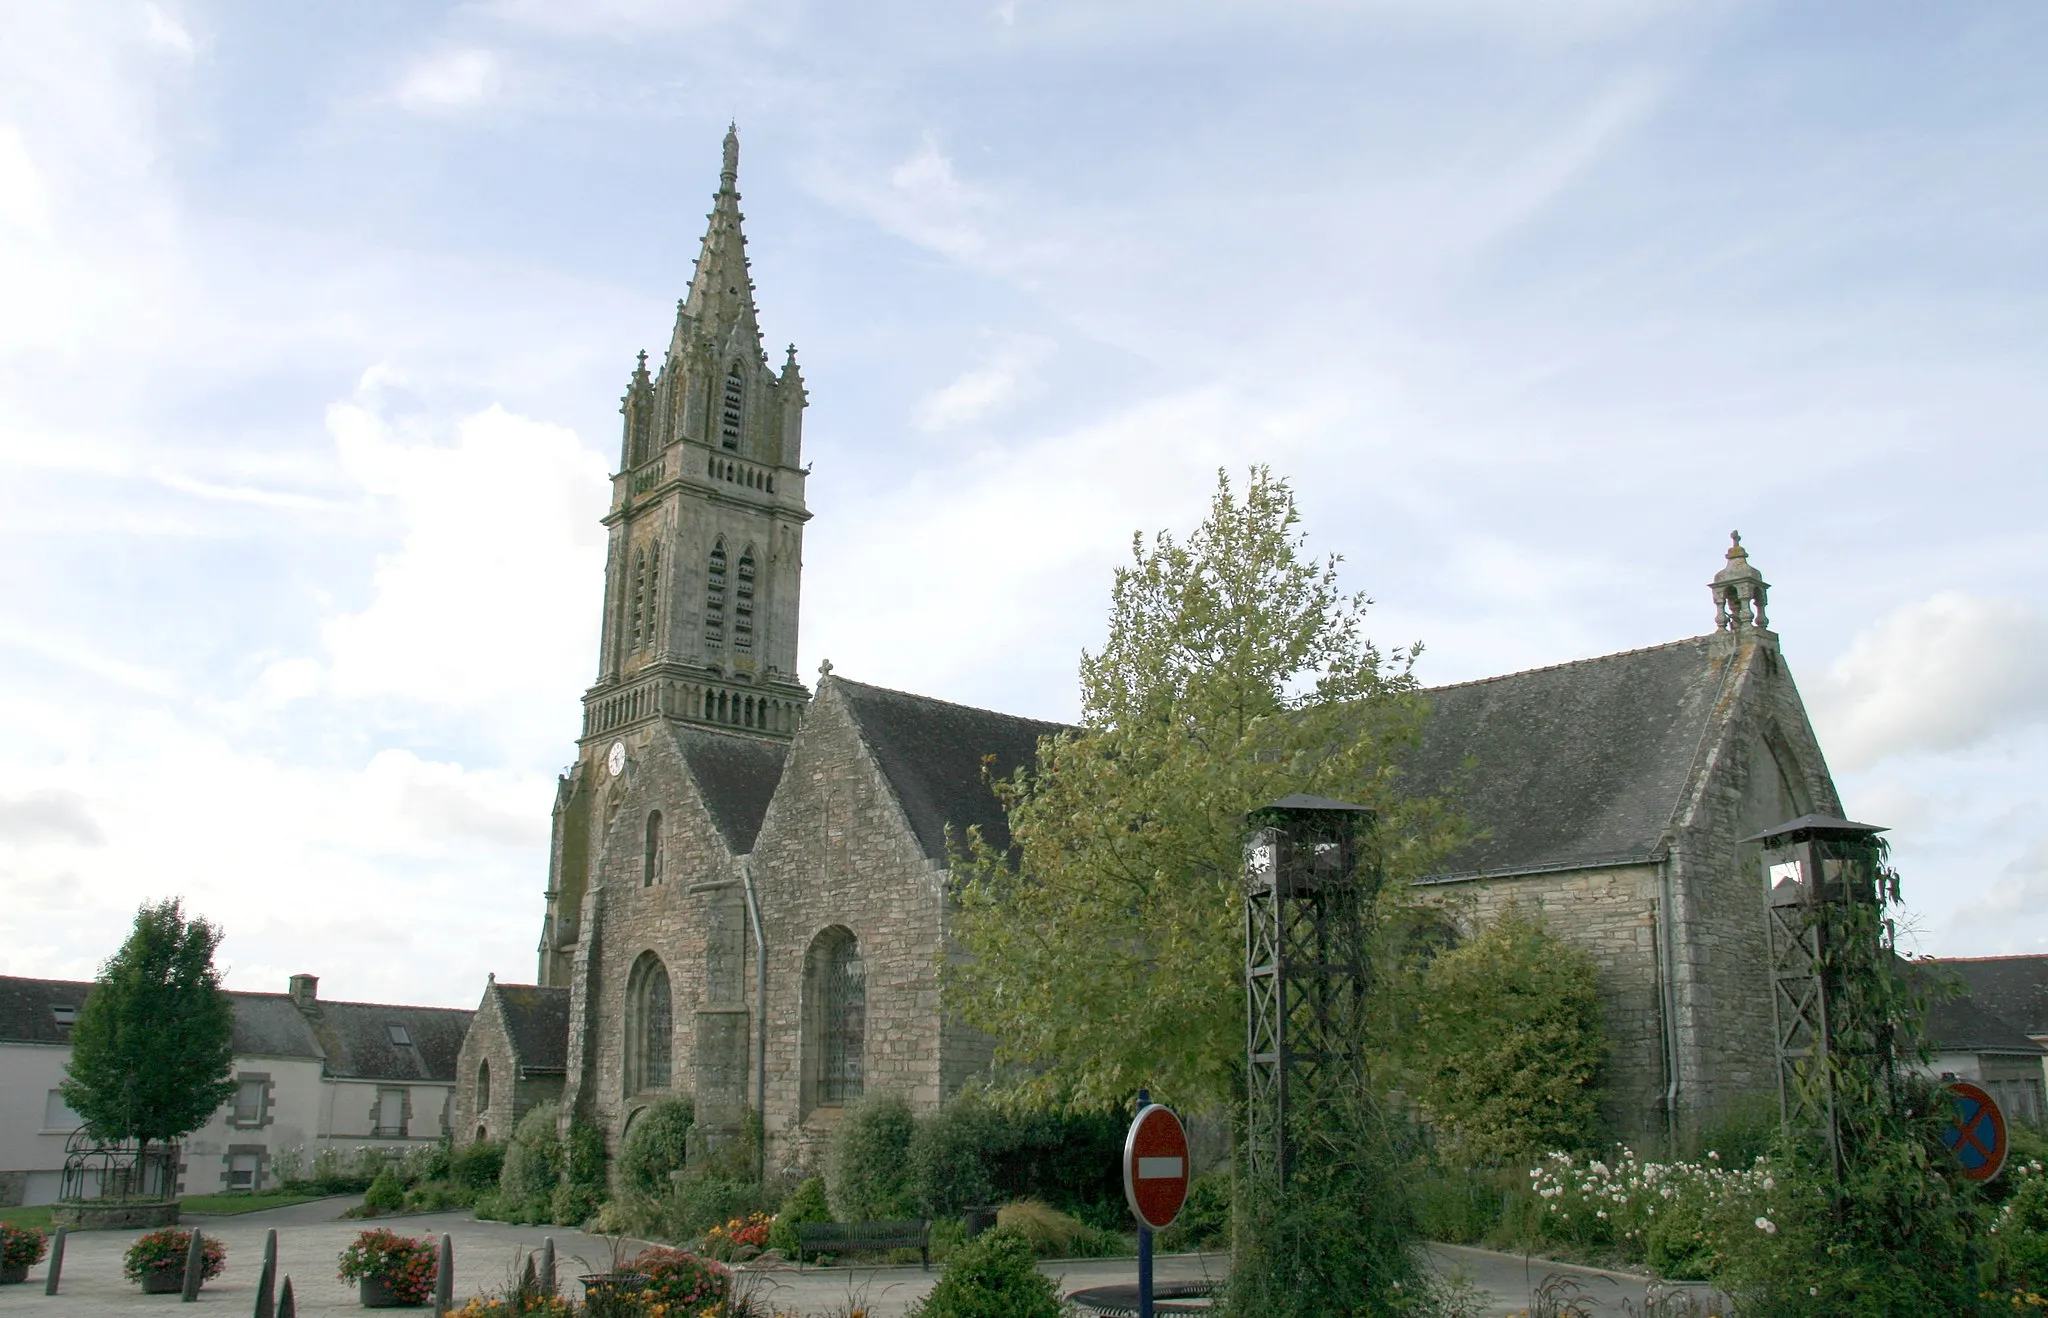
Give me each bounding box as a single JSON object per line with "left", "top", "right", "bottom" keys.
{"left": 1425, "top": 863, "right": 1667, "bottom": 1141}
{"left": 749, "top": 683, "right": 948, "bottom": 1172}
{"left": 452, "top": 994, "right": 513, "bottom": 1143}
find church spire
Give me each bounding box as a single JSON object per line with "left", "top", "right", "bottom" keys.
{"left": 681, "top": 124, "right": 761, "bottom": 356}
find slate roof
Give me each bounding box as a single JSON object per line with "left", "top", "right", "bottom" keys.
{"left": 490, "top": 982, "right": 569, "bottom": 1074}
{"left": 1401, "top": 636, "right": 1731, "bottom": 880}
{"left": 1923, "top": 992, "right": 2047, "bottom": 1057}
{"left": 0, "top": 976, "right": 92, "bottom": 1045}
{"left": 0, "top": 975, "right": 472, "bottom": 1081}
{"left": 674, "top": 727, "right": 788, "bottom": 853}
{"left": 1928, "top": 956, "right": 2048, "bottom": 1039}
{"left": 836, "top": 678, "right": 1073, "bottom": 860}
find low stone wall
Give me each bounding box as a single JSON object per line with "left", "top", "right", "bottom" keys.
{"left": 50, "top": 1199, "right": 180, "bottom": 1231}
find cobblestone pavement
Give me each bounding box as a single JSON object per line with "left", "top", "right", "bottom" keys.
{"left": 0, "top": 1201, "right": 1721, "bottom": 1317}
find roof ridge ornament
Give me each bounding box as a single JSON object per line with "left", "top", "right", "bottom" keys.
{"left": 1712, "top": 530, "right": 1770, "bottom": 632}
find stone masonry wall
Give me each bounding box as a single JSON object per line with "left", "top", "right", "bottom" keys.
{"left": 451, "top": 993, "right": 513, "bottom": 1143}
{"left": 749, "top": 682, "right": 948, "bottom": 1173}
{"left": 1422, "top": 864, "right": 1667, "bottom": 1142}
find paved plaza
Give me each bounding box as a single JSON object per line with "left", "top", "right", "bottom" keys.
{"left": 0, "top": 1200, "right": 1720, "bottom": 1317}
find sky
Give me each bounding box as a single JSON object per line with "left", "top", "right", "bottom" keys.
{"left": 1, "top": 0, "right": 2044, "bottom": 1008}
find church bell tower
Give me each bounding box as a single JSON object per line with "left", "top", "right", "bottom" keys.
{"left": 539, "top": 127, "right": 812, "bottom": 985}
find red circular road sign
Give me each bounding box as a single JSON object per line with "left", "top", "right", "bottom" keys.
{"left": 1942, "top": 1081, "right": 2009, "bottom": 1184}
{"left": 1124, "top": 1103, "right": 1191, "bottom": 1230}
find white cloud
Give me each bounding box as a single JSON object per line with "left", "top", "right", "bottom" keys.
{"left": 393, "top": 49, "right": 502, "bottom": 114}
{"left": 142, "top": 3, "right": 197, "bottom": 58}
{"left": 0, "top": 125, "right": 52, "bottom": 237}
{"left": 479, "top": 0, "right": 739, "bottom": 35}
{"left": 914, "top": 336, "right": 1055, "bottom": 432}
{"left": 321, "top": 388, "right": 609, "bottom": 715}
{"left": 818, "top": 134, "right": 1066, "bottom": 278}
{"left": 1809, "top": 593, "right": 2048, "bottom": 771}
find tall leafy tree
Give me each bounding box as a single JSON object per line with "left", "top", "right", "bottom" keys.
{"left": 947, "top": 467, "right": 1465, "bottom": 1113}
{"left": 62, "top": 899, "right": 237, "bottom": 1167}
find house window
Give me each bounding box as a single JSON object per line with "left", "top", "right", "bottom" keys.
{"left": 227, "top": 1151, "right": 261, "bottom": 1191}
{"left": 721, "top": 366, "right": 744, "bottom": 450}
{"left": 704, "top": 543, "right": 727, "bottom": 650}
{"left": 375, "top": 1088, "right": 407, "bottom": 1138}
{"left": 476, "top": 1060, "right": 490, "bottom": 1114}
{"left": 625, "top": 952, "right": 673, "bottom": 1094}
{"left": 734, "top": 549, "right": 755, "bottom": 655}
{"left": 43, "top": 1089, "right": 82, "bottom": 1132}
{"left": 644, "top": 811, "right": 665, "bottom": 887}
{"left": 806, "top": 927, "right": 865, "bottom": 1107}
{"left": 233, "top": 1079, "right": 262, "bottom": 1124}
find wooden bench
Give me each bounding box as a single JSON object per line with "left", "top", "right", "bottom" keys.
{"left": 793, "top": 1220, "right": 932, "bottom": 1270}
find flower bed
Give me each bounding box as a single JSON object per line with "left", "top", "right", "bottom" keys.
{"left": 123, "top": 1228, "right": 226, "bottom": 1288}
{"left": 699, "top": 1212, "right": 773, "bottom": 1261}
{"left": 337, "top": 1228, "right": 439, "bottom": 1307}
{"left": 622, "top": 1245, "right": 731, "bottom": 1314}
{"left": 1, "top": 1222, "right": 50, "bottom": 1284}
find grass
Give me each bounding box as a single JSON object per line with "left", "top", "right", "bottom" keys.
{"left": 0, "top": 1205, "right": 53, "bottom": 1230}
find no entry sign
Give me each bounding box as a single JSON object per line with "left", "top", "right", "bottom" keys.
{"left": 1124, "top": 1102, "right": 1191, "bottom": 1230}
{"left": 1943, "top": 1081, "right": 2009, "bottom": 1183}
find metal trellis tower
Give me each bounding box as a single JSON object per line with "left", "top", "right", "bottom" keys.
{"left": 1243, "top": 794, "right": 1380, "bottom": 1188}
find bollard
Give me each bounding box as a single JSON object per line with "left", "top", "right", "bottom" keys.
{"left": 181, "top": 1227, "right": 206, "bottom": 1301}
{"left": 277, "top": 1276, "right": 296, "bottom": 1318}
{"left": 43, "top": 1226, "right": 66, "bottom": 1295}
{"left": 539, "top": 1237, "right": 555, "bottom": 1297}
{"left": 433, "top": 1233, "right": 453, "bottom": 1315}
{"left": 254, "top": 1226, "right": 278, "bottom": 1318}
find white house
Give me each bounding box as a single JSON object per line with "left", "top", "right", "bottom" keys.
{"left": 0, "top": 974, "right": 472, "bottom": 1206}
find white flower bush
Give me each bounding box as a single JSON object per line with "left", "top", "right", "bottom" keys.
{"left": 1521, "top": 1147, "right": 1783, "bottom": 1267}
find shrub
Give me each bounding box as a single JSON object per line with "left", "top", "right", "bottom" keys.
{"left": 548, "top": 1179, "right": 602, "bottom": 1228}
{"left": 907, "top": 1226, "right": 1062, "bottom": 1318}
{"left": 499, "top": 1102, "right": 564, "bottom": 1218}
{"left": 769, "top": 1175, "right": 832, "bottom": 1255}
{"left": 908, "top": 1094, "right": 1000, "bottom": 1217}
{"left": 1156, "top": 1168, "right": 1231, "bottom": 1252}
{"left": 1989, "top": 1161, "right": 2048, "bottom": 1295}
{"left": 364, "top": 1170, "right": 406, "bottom": 1214}
{"left": 992, "top": 1200, "right": 1121, "bottom": 1258}
{"left": 1, "top": 1222, "right": 49, "bottom": 1272}
{"left": 671, "top": 1170, "right": 780, "bottom": 1239}
{"left": 123, "top": 1228, "right": 226, "bottom": 1284}
{"left": 449, "top": 1138, "right": 506, "bottom": 1190}
{"left": 622, "top": 1245, "right": 732, "bottom": 1311}
{"left": 401, "top": 1181, "right": 475, "bottom": 1213}
{"left": 1407, "top": 905, "right": 1608, "bottom": 1163}
{"left": 618, "top": 1098, "right": 694, "bottom": 1195}
{"left": 828, "top": 1092, "right": 918, "bottom": 1221}
{"left": 336, "top": 1229, "right": 439, "bottom": 1306}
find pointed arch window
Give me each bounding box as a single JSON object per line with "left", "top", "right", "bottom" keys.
{"left": 643, "top": 811, "right": 665, "bottom": 887}
{"left": 734, "top": 548, "right": 756, "bottom": 655}
{"left": 704, "top": 542, "right": 728, "bottom": 651}
{"left": 625, "top": 952, "right": 673, "bottom": 1093}
{"left": 805, "top": 927, "right": 865, "bottom": 1107}
{"left": 721, "top": 365, "right": 744, "bottom": 451}
{"left": 629, "top": 548, "right": 647, "bottom": 651}
{"left": 475, "top": 1060, "right": 490, "bottom": 1114}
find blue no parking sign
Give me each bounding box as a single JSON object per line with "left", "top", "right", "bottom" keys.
{"left": 1942, "top": 1081, "right": 2009, "bottom": 1183}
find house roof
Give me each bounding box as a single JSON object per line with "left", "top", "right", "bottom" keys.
{"left": 0, "top": 976, "right": 92, "bottom": 1045}
{"left": 0, "top": 975, "right": 472, "bottom": 1081}
{"left": 674, "top": 726, "right": 788, "bottom": 853}
{"left": 835, "top": 678, "right": 1072, "bottom": 860}
{"left": 489, "top": 982, "right": 569, "bottom": 1074}
{"left": 1926, "top": 956, "right": 2048, "bottom": 1039}
{"left": 1401, "top": 636, "right": 1732, "bottom": 880}
{"left": 1923, "top": 990, "right": 2048, "bottom": 1057}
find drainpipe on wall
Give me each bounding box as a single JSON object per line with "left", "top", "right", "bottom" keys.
{"left": 1657, "top": 851, "right": 1682, "bottom": 1144}
{"left": 739, "top": 856, "right": 768, "bottom": 1186}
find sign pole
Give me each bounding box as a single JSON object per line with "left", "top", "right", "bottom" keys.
{"left": 1136, "top": 1088, "right": 1152, "bottom": 1318}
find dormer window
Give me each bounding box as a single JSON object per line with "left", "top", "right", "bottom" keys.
{"left": 720, "top": 366, "right": 744, "bottom": 451}
{"left": 51, "top": 1004, "right": 77, "bottom": 1026}
{"left": 386, "top": 1024, "right": 412, "bottom": 1047}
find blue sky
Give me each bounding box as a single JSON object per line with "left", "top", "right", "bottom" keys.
{"left": 2, "top": 0, "right": 2044, "bottom": 1007}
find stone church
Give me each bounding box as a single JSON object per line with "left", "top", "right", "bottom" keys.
{"left": 452, "top": 131, "right": 1846, "bottom": 1165}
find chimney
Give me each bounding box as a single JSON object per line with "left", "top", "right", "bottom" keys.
{"left": 288, "top": 974, "right": 319, "bottom": 1009}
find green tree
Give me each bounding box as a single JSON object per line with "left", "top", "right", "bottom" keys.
{"left": 61, "top": 899, "right": 237, "bottom": 1176}
{"left": 1406, "top": 904, "right": 1608, "bottom": 1162}
{"left": 947, "top": 467, "right": 1464, "bottom": 1113}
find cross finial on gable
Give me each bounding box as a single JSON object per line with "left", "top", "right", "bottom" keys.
{"left": 1712, "top": 530, "right": 1771, "bottom": 632}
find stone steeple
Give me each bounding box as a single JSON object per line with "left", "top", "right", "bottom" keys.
{"left": 1712, "top": 531, "right": 1771, "bottom": 632}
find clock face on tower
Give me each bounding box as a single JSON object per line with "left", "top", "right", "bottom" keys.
{"left": 607, "top": 741, "right": 627, "bottom": 778}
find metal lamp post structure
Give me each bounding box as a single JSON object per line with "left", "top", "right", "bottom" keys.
{"left": 1242, "top": 794, "right": 1380, "bottom": 1188}
{"left": 1749, "top": 811, "right": 1895, "bottom": 1185}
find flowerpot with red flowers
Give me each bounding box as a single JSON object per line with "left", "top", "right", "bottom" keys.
{"left": 123, "top": 1228, "right": 225, "bottom": 1294}
{"left": 1, "top": 1222, "right": 50, "bottom": 1285}
{"left": 337, "top": 1228, "right": 438, "bottom": 1308}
